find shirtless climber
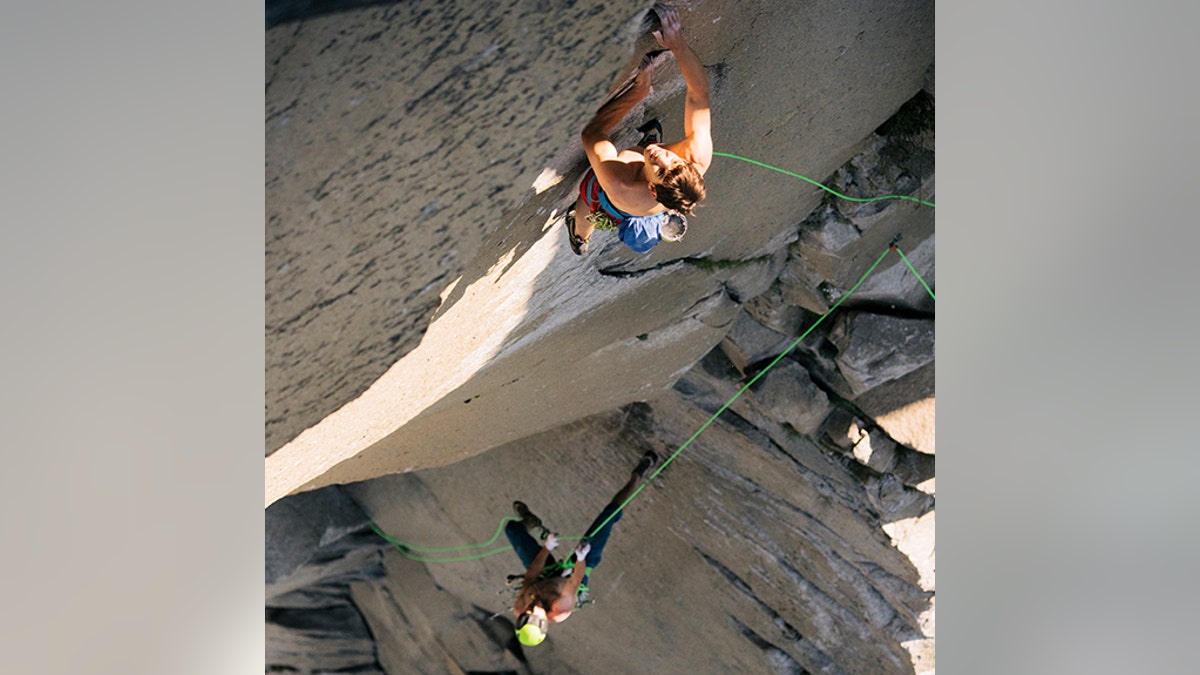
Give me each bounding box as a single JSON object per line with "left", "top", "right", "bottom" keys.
{"left": 506, "top": 450, "right": 659, "bottom": 646}
{"left": 566, "top": 2, "right": 712, "bottom": 255}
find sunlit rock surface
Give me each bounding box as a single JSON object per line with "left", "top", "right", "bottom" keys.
{"left": 266, "top": 0, "right": 934, "bottom": 672}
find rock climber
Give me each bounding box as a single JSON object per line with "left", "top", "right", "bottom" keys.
{"left": 506, "top": 450, "right": 659, "bottom": 647}
{"left": 566, "top": 2, "right": 712, "bottom": 256}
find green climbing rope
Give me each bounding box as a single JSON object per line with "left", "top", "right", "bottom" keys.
{"left": 896, "top": 246, "right": 936, "bottom": 300}
{"left": 372, "top": 243, "right": 936, "bottom": 561}
{"left": 712, "top": 151, "right": 936, "bottom": 209}
{"left": 369, "top": 518, "right": 520, "bottom": 563}
{"left": 584, "top": 246, "right": 897, "bottom": 538}
{"left": 374, "top": 225, "right": 936, "bottom": 557}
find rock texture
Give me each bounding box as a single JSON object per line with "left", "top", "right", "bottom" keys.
{"left": 265, "top": 0, "right": 933, "bottom": 500}
{"left": 266, "top": 488, "right": 387, "bottom": 672}
{"left": 265, "top": 0, "right": 934, "bottom": 672}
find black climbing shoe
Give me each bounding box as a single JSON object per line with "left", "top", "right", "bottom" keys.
{"left": 513, "top": 501, "right": 550, "bottom": 539}
{"left": 633, "top": 450, "right": 659, "bottom": 478}
{"left": 565, "top": 207, "right": 588, "bottom": 256}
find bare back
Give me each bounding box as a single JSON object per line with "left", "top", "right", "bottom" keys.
{"left": 517, "top": 576, "right": 578, "bottom": 622}
{"left": 599, "top": 147, "right": 668, "bottom": 216}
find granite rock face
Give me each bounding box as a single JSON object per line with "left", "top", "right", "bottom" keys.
{"left": 266, "top": 0, "right": 934, "bottom": 672}
{"left": 748, "top": 359, "right": 832, "bottom": 435}
{"left": 830, "top": 312, "right": 935, "bottom": 398}
{"left": 266, "top": 487, "right": 387, "bottom": 673}
{"left": 266, "top": 0, "right": 667, "bottom": 455}
{"left": 265, "top": 0, "right": 934, "bottom": 503}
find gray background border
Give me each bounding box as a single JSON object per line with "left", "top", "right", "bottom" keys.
{"left": 939, "top": 2, "right": 1199, "bottom": 672}
{"left": 2, "top": 1, "right": 264, "bottom": 672}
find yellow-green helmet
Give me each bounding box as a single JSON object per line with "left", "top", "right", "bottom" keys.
{"left": 515, "top": 612, "right": 548, "bottom": 646}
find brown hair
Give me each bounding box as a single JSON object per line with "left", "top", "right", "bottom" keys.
{"left": 653, "top": 162, "right": 706, "bottom": 216}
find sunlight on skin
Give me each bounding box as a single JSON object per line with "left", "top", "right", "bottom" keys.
{"left": 263, "top": 198, "right": 711, "bottom": 507}
{"left": 266, "top": 15, "right": 730, "bottom": 506}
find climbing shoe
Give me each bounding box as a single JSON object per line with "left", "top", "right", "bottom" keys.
{"left": 565, "top": 207, "right": 589, "bottom": 256}
{"left": 634, "top": 450, "right": 659, "bottom": 478}
{"left": 513, "top": 501, "right": 550, "bottom": 539}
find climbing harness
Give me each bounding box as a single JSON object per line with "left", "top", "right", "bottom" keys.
{"left": 502, "top": 559, "right": 596, "bottom": 609}
{"left": 370, "top": 150, "right": 936, "bottom": 562}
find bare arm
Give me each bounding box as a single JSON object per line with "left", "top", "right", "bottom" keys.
{"left": 546, "top": 545, "right": 590, "bottom": 621}
{"left": 653, "top": 5, "right": 712, "bottom": 170}
{"left": 522, "top": 533, "right": 557, "bottom": 586}
{"left": 561, "top": 557, "right": 587, "bottom": 597}
{"left": 513, "top": 586, "right": 533, "bottom": 616}
{"left": 581, "top": 67, "right": 652, "bottom": 173}
{"left": 562, "top": 542, "right": 590, "bottom": 599}
{"left": 513, "top": 537, "right": 552, "bottom": 616}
